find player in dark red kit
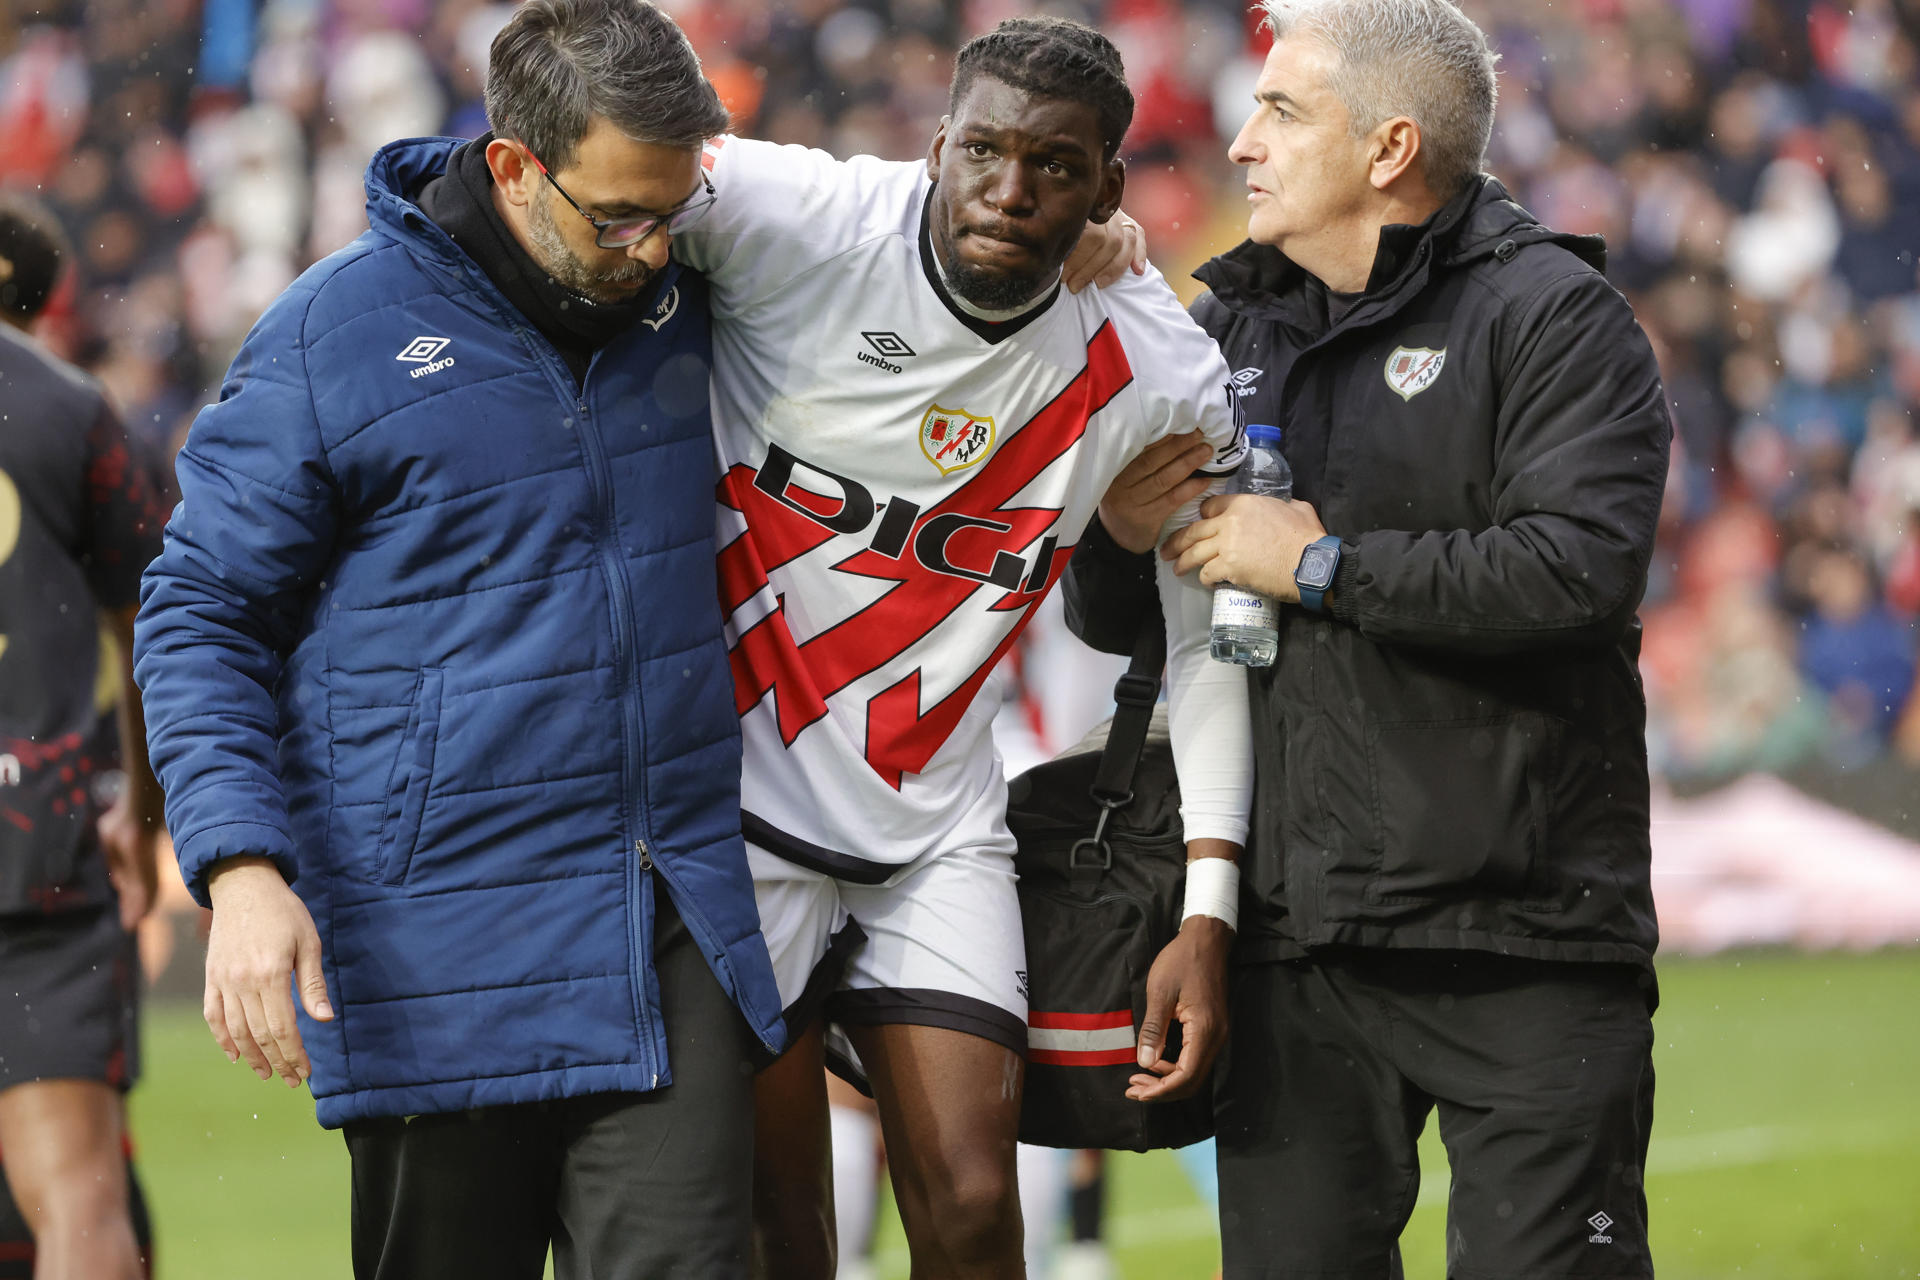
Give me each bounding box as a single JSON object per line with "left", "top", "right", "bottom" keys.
{"left": 0, "top": 195, "right": 171, "bottom": 1280}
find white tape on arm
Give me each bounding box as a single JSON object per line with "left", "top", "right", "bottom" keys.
{"left": 1181, "top": 857, "right": 1240, "bottom": 931}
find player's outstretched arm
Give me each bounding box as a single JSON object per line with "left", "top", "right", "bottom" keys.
{"left": 1128, "top": 494, "right": 1251, "bottom": 1102}
{"left": 203, "top": 856, "right": 334, "bottom": 1088}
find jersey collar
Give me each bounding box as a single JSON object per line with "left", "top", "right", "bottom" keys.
{"left": 917, "top": 187, "right": 1061, "bottom": 345}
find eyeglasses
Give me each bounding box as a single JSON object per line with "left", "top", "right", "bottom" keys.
{"left": 521, "top": 145, "right": 717, "bottom": 249}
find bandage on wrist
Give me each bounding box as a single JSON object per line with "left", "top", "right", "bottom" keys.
{"left": 1181, "top": 857, "right": 1240, "bottom": 931}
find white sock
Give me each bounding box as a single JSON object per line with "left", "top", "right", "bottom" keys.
{"left": 1017, "top": 1142, "right": 1068, "bottom": 1279}
{"left": 830, "top": 1104, "right": 882, "bottom": 1275}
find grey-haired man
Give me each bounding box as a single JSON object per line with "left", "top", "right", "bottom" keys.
{"left": 1071, "top": 2, "right": 1669, "bottom": 1276}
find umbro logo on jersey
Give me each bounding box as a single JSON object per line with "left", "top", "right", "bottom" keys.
{"left": 863, "top": 331, "right": 915, "bottom": 358}
{"left": 858, "top": 331, "right": 915, "bottom": 374}
{"left": 921, "top": 405, "right": 995, "bottom": 476}
{"left": 397, "top": 336, "right": 455, "bottom": 378}
{"left": 1229, "top": 367, "right": 1264, "bottom": 397}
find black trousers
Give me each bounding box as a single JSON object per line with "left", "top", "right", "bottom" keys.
{"left": 1216, "top": 949, "right": 1656, "bottom": 1280}
{"left": 343, "top": 893, "right": 758, "bottom": 1280}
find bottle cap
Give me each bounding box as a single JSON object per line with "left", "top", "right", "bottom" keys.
{"left": 1246, "top": 423, "right": 1282, "bottom": 446}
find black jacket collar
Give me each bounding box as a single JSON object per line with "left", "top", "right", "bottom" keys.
{"left": 1194, "top": 175, "right": 1606, "bottom": 334}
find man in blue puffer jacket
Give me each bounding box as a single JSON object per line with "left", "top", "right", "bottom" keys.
{"left": 131, "top": 2, "right": 783, "bottom": 1275}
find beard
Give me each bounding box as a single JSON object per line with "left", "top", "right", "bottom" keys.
{"left": 942, "top": 254, "right": 1054, "bottom": 311}
{"left": 934, "top": 217, "right": 1056, "bottom": 312}
{"left": 526, "top": 192, "right": 655, "bottom": 305}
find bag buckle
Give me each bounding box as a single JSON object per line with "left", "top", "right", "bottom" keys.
{"left": 1069, "top": 799, "right": 1124, "bottom": 871}
{"left": 1068, "top": 836, "right": 1111, "bottom": 870}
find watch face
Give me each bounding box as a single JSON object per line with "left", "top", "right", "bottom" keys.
{"left": 1299, "top": 545, "right": 1338, "bottom": 589}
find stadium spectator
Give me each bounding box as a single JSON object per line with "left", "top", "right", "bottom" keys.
{"left": 1797, "top": 544, "right": 1919, "bottom": 757}
{"left": 0, "top": 193, "right": 170, "bottom": 1280}
{"left": 131, "top": 3, "right": 788, "bottom": 1277}
{"left": 4, "top": 0, "right": 1917, "bottom": 799}
{"left": 1068, "top": 0, "right": 1669, "bottom": 1274}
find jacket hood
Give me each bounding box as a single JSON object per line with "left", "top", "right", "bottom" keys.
{"left": 363, "top": 135, "right": 468, "bottom": 268}
{"left": 1445, "top": 175, "right": 1606, "bottom": 271}
{"left": 1196, "top": 174, "right": 1607, "bottom": 321}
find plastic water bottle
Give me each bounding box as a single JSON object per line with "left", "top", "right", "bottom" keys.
{"left": 1209, "top": 424, "right": 1290, "bottom": 666}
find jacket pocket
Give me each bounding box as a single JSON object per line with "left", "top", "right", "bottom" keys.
{"left": 1363, "top": 712, "right": 1556, "bottom": 905}
{"left": 374, "top": 667, "right": 444, "bottom": 886}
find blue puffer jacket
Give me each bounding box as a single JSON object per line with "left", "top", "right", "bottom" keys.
{"left": 134, "top": 137, "right": 784, "bottom": 1127}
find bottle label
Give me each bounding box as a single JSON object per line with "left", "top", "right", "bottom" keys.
{"left": 1211, "top": 587, "right": 1278, "bottom": 630}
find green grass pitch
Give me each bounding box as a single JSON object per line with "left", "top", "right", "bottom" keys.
{"left": 128, "top": 949, "right": 1920, "bottom": 1278}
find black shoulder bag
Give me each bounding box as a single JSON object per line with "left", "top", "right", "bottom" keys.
{"left": 1006, "top": 621, "right": 1214, "bottom": 1151}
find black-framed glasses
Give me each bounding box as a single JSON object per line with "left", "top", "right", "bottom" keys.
{"left": 522, "top": 145, "right": 717, "bottom": 249}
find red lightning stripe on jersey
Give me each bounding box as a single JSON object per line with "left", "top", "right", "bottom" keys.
{"left": 716, "top": 475, "right": 843, "bottom": 617}
{"left": 716, "top": 472, "right": 842, "bottom": 744}
{"left": 721, "top": 320, "right": 1134, "bottom": 786}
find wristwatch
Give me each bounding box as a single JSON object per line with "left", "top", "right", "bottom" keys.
{"left": 1294, "top": 535, "right": 1341, "bottom": 613}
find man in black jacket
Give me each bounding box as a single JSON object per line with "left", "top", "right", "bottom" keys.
{"left": 1066, "top": 1, "right": 1670, "bottom": 1276}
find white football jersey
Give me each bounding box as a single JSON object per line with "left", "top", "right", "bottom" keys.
{"left": 677, "top": 136, "right": 1251, "bottom": 880}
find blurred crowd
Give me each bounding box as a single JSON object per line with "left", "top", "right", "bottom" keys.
{"left": 3, "top": 0, "right": 1918, "bottom": 783}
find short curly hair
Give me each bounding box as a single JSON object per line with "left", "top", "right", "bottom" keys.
{"left": 949, "top": 17, "right": 1134, "bottom": 162}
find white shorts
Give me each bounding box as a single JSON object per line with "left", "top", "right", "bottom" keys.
{"left": 750, "top": 840, "right": 1029, "bottom": 1059}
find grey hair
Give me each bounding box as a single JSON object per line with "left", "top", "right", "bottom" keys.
{"left": 485, "top": 0, "right": 729, "bottom": 172}
{"left": 1256, "top": 0, "right": 1498, "bottom": 198}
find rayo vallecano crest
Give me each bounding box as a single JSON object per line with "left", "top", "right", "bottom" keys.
{"left": 1384, "top": 346, "right": 1446, "bottom": 401}
{"left": 920, "top": 405, "right": 995, "bottom": 475}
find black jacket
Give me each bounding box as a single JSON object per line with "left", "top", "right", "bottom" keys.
{"left": 1066, "top": 176, "right": 1670, "bottom": 966}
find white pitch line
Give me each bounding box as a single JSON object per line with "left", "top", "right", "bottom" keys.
{"left": 1009, "top": 1123, "right": 1920, "bottom": 1254}
{"left": 1645, "top": 1124, "right": 1795, "bottom": 1173}
{"left": 1109, "top": 1202, "right": 1222, "bottom": 1248}
{"left": 869, "top": 1122, "right": 1920, "bottom": 1270}
{"left": 1646, "top": 1121, "right": 1918, "bottom": 1174}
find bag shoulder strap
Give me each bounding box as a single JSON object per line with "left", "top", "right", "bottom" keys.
{"left": 1069, "top": 618, "right": 1165, "bottom": 874}
{"left": 1093, "top": 619, "right": 1166, "bottom": 804}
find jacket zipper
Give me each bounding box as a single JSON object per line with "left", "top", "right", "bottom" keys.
{"left": 444, "top": 232, "right": 667, "bottom": 1075}
{"left": 570, "top": 388, "right": 661, "bottom": 1070}
{"left": 645, "top": 852, "right": 781, "bottom": 1057}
